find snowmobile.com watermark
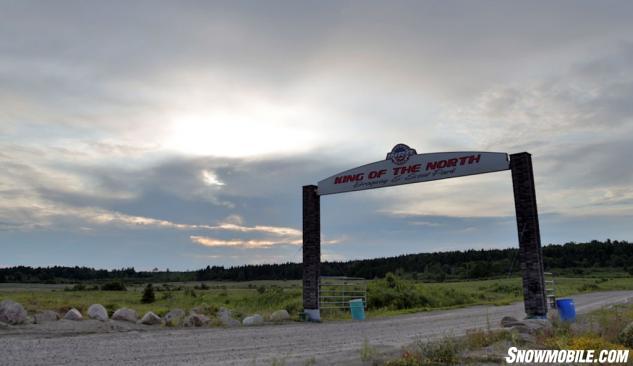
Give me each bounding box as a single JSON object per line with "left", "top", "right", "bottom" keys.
{"left": 505, "top": 347, "right": 629, "bottom": 364}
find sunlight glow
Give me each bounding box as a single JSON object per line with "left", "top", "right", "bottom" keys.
{"left": 162, "top": 99, "right": 319, "bottom": 157}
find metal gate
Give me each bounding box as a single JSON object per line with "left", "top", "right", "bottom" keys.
{"left": 319, "top": 276, "right": 367, "bottom": 311}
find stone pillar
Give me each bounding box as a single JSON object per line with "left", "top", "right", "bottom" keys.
{"left": 510, "top": 152, "right": 547, "bottom": 318}
{"left": 302, "top": 185, "right": 321, "bottom": 321}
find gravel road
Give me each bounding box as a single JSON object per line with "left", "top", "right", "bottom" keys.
{"left": 2, "top": 291, "right": 632, "bottom": 366}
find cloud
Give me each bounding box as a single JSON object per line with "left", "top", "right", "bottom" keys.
{"left": 190, "top": 235, "right": 341, "bottom": 249}
{"left": 202, "top": 170, "right": 225, "bottom": 186}
{"left": 1, "top": 1, "right": 633, "bottom": 268}
{"left": 209, "top": 222, "right": 301, "bottom": 237}
{"left": 408, "top": 221, "right": 442, "bottom": 227}
{"left": 190, "top": 235, "right": 301, "bottom": 249}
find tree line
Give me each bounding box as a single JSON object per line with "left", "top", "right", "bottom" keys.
{"left": 1, "top": 239, "right": 631, "bottom": 284}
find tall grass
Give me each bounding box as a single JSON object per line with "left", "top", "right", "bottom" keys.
{"left": 2, "top": 275, "right": 633, "bottom": 320}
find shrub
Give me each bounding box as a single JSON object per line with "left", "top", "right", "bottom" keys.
{"left": 385, "top": 351, "right": 422, "bottom": 366}
{"left": 65, "top": 283, "right": 85, "bottom": 291}
{"left": 101, "top": 281, "right": 126, "bottom": 291}
{"left": 570, "top": 335, "right": 625, "bottom": 351}
{"left": 194, "top": 282, "right": 210, "bottom": 290}
{"left": 141, "top": 284, "right": 155, "bottom": 304}
{"left": 105, "top": 303, "right": 119, "bottom": 316}
{"left": 416, "top": 336, "right": 462, "bottom": 365}
{"left": 184, "top": 287, "right": 196, "bottom": 298}
{"left": 359, "top": 338, "right": 377, "bottom": 362}
{"left": 577, "top": 283, "right": 600, "bottom": 292}
{"left": 465, "top": 329, "right": 512, "bottom": 349}
{"left": 367, "top": 273, "right": 429, "bottom": 310}
{"left": 618, "top": 322, "right": 633, "bottom": 347}
{"left": 284, "top": 298, "right": 302, "bottom": 315}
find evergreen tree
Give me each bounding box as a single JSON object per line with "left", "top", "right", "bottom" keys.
{"left": 141, "top": 283, "right": 155, "bottom": 303}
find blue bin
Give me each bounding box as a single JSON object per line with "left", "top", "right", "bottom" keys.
{"left": 349, "top": 298, "right": 365, "bottom": 320}
{"left": 556, "top": 298, "right": 576, "bottom": 322}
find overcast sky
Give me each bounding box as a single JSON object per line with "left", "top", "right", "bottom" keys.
{"left": 1, "top": 1, "right": 633, "bottom": 270}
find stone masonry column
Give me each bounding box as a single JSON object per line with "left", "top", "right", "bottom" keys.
{"left": 510, "top": 152, "right": 548, "bottom": 318}
{"left": 302, "top": 185, "right": 321, "bottom": 321}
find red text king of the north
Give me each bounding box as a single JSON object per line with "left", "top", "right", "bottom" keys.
{"left": 333, "top": 154, "right": 481, "bottom": 185}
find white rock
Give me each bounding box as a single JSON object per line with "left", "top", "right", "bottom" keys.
{"left": 217, "top": 307, "right": 240, "bottom": 327}
{"left": 164, "top": 309, "right": 185, "bottom": 326}
{"left": 112, "top": 308, "right": 138, "bottom": 322}
{"left": 64, "top": 308, "right": 83, "bottom": 321}
{"left": 270, "top": 310, "right": 290, "bottom": 322}
{"left": 139, "top": 311, "right": 162, "bottom": 325}
{"left": 0, "top": 300, "right": 27, "bottom": 325}
{"left": 184, "top": 314, "right": 210, "bottom": 327}
{"left": 190, "top": 304, "right": 209, "bottom": 315}
{"left": 34, "top": 310, "right": 59, "bottom": 324}
{"left": 242, "top": 314, "right": 264, "bottom": 326}
{"left": 87, "top": 304, "right": 109, "bottom": 321}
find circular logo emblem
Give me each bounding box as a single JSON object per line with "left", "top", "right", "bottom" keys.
{"left": 386, "top": 144, "right": 417, "bottom": 165}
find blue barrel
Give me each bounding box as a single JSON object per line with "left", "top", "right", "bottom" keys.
{"left": 556, "top": 298, "right": 576, "bottom": 322}
{"left": 349, "top": 298, "right": 365, "bottom": 320}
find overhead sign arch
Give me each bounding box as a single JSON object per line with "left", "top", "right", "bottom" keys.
{"left": 302, "top": 144, "right": 547, "bottom": 321}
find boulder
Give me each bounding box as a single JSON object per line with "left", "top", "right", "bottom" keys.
{"left": 64, "top": 308, "right": 83, "bottom": 321}
{"left": 87, "top": 304, "right": 109, "bottom": 321}
{"left": 217, "top": 307, "right": 240, "bottom": 327}
{"left": 0, "top": 321, "right": 9, "bottom": 329}
{"left": 619, "top": 322, "right": 633, "bottom": 347}
{"left": 34, "top": 310, "right": 59, "bottom": 324}
{"left": 270, "top": 310, "right": 290, "bottom": 322}
{"left": 112, "top": 308, "right": 138, "bottom": 322}
{"left": 500, "top": 316, "right": 525, "bottom": 328}
{"left": 164, "top": 309, "right": 186, "bottom": 326}
{"left": 516, "top": 332, "right": 537, "bottom": 344}
{"left": 190, "top": 304, "right": 213, "bottom": 316}
{"left": 242, "top": 314, "right": 264, "bottom": 326}
{"left": 139, "top": 311, "right": 162, "bottom": 325}
{"left": 0, "top": 300, "right": 27, "bottom": 325}
{"left": 184, "top": 314, "right": 210, "bottom": 327}
{"left": 522, "top": 319, "right": 552, "bottom": 333}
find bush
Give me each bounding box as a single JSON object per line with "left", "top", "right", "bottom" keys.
{"left": 65, "top": 283, "right": 85, "bottom": 291}
{"left": 416, "top": 336, "right": 462, "bottom": 365}
{"left": 385, "top": 351, "right": 423, "bottom": 366}
{"left": 284, "top": 298, "right": 302, "bottom": 315}
{"left": 577, "top": 283, "right": 600, "bottom": 292}
{"left": 465, "top": 329, "right": 512, "bottom": 349}
{"left": 141, "top": 284, "right": 155, "bottom": 304}
{"left": 367, "top": 273, "right": 429, "bottom": 310}
{"left": 101, "top": 281, "right": 126, "bottom": 291}
{"left": 570, "top": 335, "right": 625, "bottom": 351}
{"left": 184, "top": 287, "right": 197, "bottom": 298}
{"left": 105, "top": 303, "right": 119, "bottom": 316}
{"left": 64, "top": 283, "right": 99, "bottom": 291}
{"left": 194, "top": 282, "right": 210, "bottom": 290}
{"left": 359, "top": 338, "right": 377, "bottom": 362}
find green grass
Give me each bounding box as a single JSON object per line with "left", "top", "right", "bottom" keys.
{"left": 0, "top": 281, "right": 302, "bottom": 319}
{"left": 2, "top": 276, "right": 633, "bottom": 321}
{"left": 366, "top": 275, "right": 633, "bottom": 317}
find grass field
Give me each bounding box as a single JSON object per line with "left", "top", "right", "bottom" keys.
{"left": 2, "top": 275, "right": 633, "bottom": 321}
